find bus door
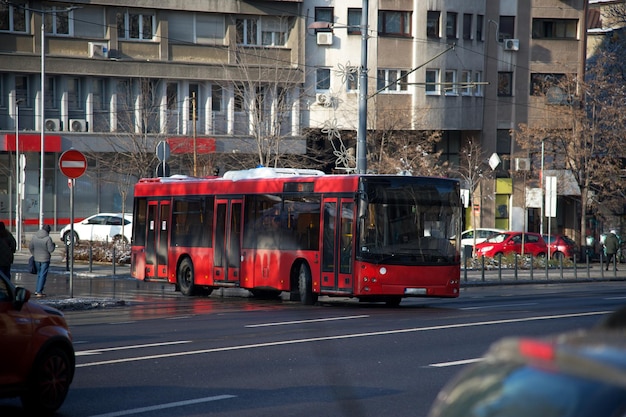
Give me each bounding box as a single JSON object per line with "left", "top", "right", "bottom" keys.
{"left": 213, "top": 199, "right": 242, "bottom": 285}
{"left": 321, "top": 198, "right": 354, "bottom": 293}
{"left": 145, "top": 200, "right": 170, "bottom": 280}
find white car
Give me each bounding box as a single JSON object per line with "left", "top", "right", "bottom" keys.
{"left": 59, "top": 213, "right": 132, "bottom": 246}
{"left": 461, "top": 228, "right": 504, "bottom": 248}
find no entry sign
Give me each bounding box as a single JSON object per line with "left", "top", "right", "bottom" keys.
{"left": 59, "top": 149, "right": 87, "bottom": 179}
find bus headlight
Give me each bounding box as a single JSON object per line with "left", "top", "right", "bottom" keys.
{"left": 379, "top": 267, "right": 387, "bottom": 275}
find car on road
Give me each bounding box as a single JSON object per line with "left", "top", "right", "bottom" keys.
{"left": 0, "top": 272, "right": 75, "bottom": 414}
{"left": 59, "top": 212, "right": 132, "bottom": 246}
{"left": 427, "top": 308, "right": 626, "bottom": 417}
{"left": 543, "top": 234, "right": 578, "bottom": 260}
{"left": 474, "top": 231, "right": 548, "bottom": 258}
{"left": 460, "top": 228, "right": 504, "bottom": 248}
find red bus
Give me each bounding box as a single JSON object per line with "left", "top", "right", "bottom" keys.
{"left": 131, "top": 167, "right": 462, "bottom": 305}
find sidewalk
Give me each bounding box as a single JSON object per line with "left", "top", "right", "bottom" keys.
{"left": 8, "top": 246, "right": 625, "bottom": 311}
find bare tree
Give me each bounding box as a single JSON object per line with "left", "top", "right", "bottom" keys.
{"left": 513, "top": 60, "right": 626, "bottom": 248}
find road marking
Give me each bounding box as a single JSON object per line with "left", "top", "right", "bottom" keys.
{"left": 460, "top": 303, "right": 537, "bottom": 310}
{"left": 76, "top": 341, "right": 192, "bottom": 356}
{"left": 77, "top": 311, "right": 610, "bottom": 368}
{"left": 429, "top": 358, "right": 483, "bottom": 367}
{"left": 245, "top": 315, "right": 370, "bottom": 328}
{"left": 87, "top": 395, "right": 236, "bottom": 417}
{"left": 605, "top": 296, "right": 626, "bottom": 300}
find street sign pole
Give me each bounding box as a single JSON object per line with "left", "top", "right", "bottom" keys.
{"left": 59, "top": 149, "right": 87, "bottom": 298}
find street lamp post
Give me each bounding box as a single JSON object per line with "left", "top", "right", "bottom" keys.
{"left": 356, "top": 0, "right": 369, "bottom": 174}
{"left": 39, "top": 18, "right": 45, "bottom": 229}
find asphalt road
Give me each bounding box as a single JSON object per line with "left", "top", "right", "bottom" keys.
{"left": 2, "top": 278, "right": 625, "bottom": 417}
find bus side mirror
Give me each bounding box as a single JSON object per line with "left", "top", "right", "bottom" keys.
{"left": 357, "top": 195, "right": 368, "bottom": 219}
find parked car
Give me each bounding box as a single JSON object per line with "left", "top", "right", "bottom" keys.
{"left": 460, "top": 228, "right": 505, "bottom": 248}
{"left": 474, "top": 231, "right": 548, "bottom": 258}
{"left": 427, "top": 308, "right": 626, "bottom": 417}
{"left": 60, "top": 212, "right": 132, "bottom": 246}
{"left": 0, "top": 272, "right": 75, "bottom": 414}
{"left": 543, "top": 234, "right": 578, "bottom": 260}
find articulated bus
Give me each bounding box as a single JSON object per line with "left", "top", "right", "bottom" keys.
{"left": 131, "top": 167, "right": 462, "bottom": 305}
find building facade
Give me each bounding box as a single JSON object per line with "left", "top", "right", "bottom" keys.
{"left": 302, "top": 0, "right": 588, "bottom": 242}
{"left": 0, "top": 0, "right": 306, "bottom": 232}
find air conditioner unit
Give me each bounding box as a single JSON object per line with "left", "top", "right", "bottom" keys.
{"left": 88, "top": 41, "right": 109, "bottom": 58}
{"left": 315, "top": 93, "right": 328, "bottom": 105}
{"left": 504, "top": 38, "right": 519, "bottom": 51}
{"left": 45, "top": 118, "right": 61, "bottom": 132}
{"left": 70, "top": 119, "right": 87, "bottom": 132}
{"left": 515, "top": 157, "right": 530, "bottom": 171}
{"left": 316, "top": 32, "right": 333, "bottom": 46}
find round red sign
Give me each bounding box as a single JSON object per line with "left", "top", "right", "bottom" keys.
{"left": 59, "top": 149, "right": 87, "bottom": 179}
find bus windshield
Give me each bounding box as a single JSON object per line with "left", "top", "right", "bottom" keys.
{"left": 357, "top": 177, "right": 460, "bottom": 265}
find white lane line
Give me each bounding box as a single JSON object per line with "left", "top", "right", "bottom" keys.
{"left": 87, "top": 395, "right": 236, "bottom": 417}
{"left": 245, "top": 315, "right": 370, "bottom": 328}
{"left": 429, "top": 358, "right": 483, "bottom": 368}
{"left": 77, "top": 310, "right": 609, "bottom": 368}
{"left": 76, "top": 341, "right": 192, "bottom": 356}
{"left": 460, "top": 303, "right": 537, "bottom": 310}
{"left": 605, "top": 296, "right": 626, "bottom": 300}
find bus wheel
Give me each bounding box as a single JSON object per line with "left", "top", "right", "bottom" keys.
{"left": 178, "top": 258, "right": 196, "bottom": 296}
{"left": 298, "top": 263, "right": 318, "bottom": 305}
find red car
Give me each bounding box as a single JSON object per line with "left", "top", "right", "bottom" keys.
{"left": 0, "top": 273, "right": 75, "bottom": 414}
{"left": 543, "top": 234, "right": 577, "bottom": 260}
{"left": 474, "top": 231, "right": 548, "bottom": 258}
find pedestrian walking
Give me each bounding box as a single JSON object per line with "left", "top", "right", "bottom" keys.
{"left": 0, "top": 221, "right": 17, "bottom": 280}
{"left": 29, "top": 224, "right": 55, "bottom": 297}
{"left": 604, "top": 229, "right": 619, "bottom": 271}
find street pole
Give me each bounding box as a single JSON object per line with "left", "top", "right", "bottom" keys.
{"left": 39, "top": 19, "right": 45, "bottom": 229}
{"left": 356, "top": 0, "right": 369, "bottom": 174}
{"left": 15, "top": 101, "right": 21, "bottom": 250}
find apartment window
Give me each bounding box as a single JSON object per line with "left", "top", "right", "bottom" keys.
{"left": 15, "top": 75, "right": 29, "bottom": 107}
{"left": 463, "top": 14, "right": 472, "bottom": 40}
{"left": 377, "top": 69, "right": 408, "bottom": 93}
{"left": 91, "top": 79, "right": 106, "bottom": 111}
{"left": 45, "top": 77, "right": 56, "bottom": 109}
{"left": 497, "top": 72, "right": 513, "bottom": 96}
{"left": 0, "top": 3, "right": 27, "bottom": 32}
{"left": 446, "top": 12, "right": 457, "bottom": 39}
{"left": 117, "top": 11, "right": 154, "bottom": 40}
{"left": 444, "top": 70, "right": 457, "bottom": 95}
{"left": 212, "top": 85, "right": 222, "bottom": 112}
{"left": 347, "top": 67, "right": 358, "bottom": 91}
{"left": 316, "top": 68, "right": 331, "bottom": 91}
{"left": 498, "top": 16, "right": 515, "bottom": 41}
{"left": 167, "top": 83, "right": 178, "bottom": 111}
{"left": 347, "top": 8, "right": 361, "bottom": 35}
{"left": 461, "top": 70, "right": 472, "bottom": 95}
{"left": 44, "top": 6, "right": 72, "bottom": 35}
{"left": 237, "top": 17, "right": 287, "bottom": 46}
{"left": 425, "top": 69, "right": 440, "bottom": 95}
{"left": 261, "top": 17, "right": 287, "bottom": 46}
{"left": 427, "top": 11, "right": 440, "bottom": 38}
{"left": 236, "top": 18, "right": 257, "bottom": 45}
{"left": 476, "top": 15, "right": 484, "bottom": 41}
{"left": 436, "top": 131, "right": 461, "bottom": 167}
{"left": 378, "top": 10, "right": 411, "bottom": 37}
{"left": 234, "top": 84, "right": 245, "bottom": 112}
{"left": 474, "top": 71, "right": 483, "bottom": 96}
{"left": 532, "top": 19, "right": 578, "bottom": 39}
{"left": 315, "top": 7, "right": 333, "bottom": 25}
{"left": 67, "top": 78, "right": 82, "bottom": 110}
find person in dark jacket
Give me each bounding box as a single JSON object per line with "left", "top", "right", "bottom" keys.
{"left": 29, "top": 224, "right": 56, "bottom": 297}
{"left": 604, "top": 230, "right": 619, "bottom": 271}
{"left": 0, "top": 221, "right": 17, "bottom": 280}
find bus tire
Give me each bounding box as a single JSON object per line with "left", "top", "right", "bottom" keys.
{"left": 178, "top": 258, "right": 196, "bottom": 296}
{"left": 298, "top": 263, "right": 318, "bottom": 305}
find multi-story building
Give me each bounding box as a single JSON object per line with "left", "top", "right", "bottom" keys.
{"left": 0, "top": 0, "right": 590, "bottom": 244}
{"left": 0, "top": 0, "right": 306, "bottom": 231}
{"left": 302, "top": 0, "right": 588, "bottom": 241}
